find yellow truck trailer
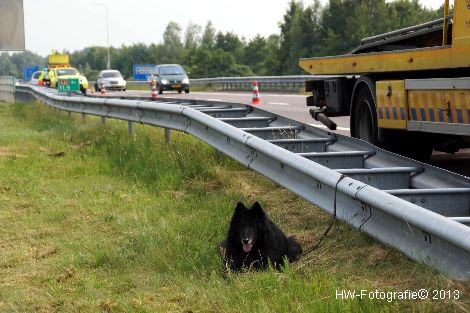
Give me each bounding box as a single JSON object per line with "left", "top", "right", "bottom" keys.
{"left": 299, "top": 0, "right": 470, "bottom": 160}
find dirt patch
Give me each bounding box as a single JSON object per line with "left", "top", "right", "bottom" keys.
{"left": 33, "top": 246, "right": 59, "bottom": 260}
{"left": 0, "top": 146, "right": 24, "bottom": 158}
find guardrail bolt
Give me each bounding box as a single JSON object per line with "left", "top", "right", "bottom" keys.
{"left": 423, "top": 232, "right": 432, "bottom": 244}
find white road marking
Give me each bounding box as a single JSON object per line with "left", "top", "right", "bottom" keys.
{"left": 309, "top": 124, "right": 350, "bottom": 131}
{"left": 268, "top": 102, "right": 290, "bottom": 106}
{"left": 207, "top": 98, "right": 222, "bottom": 101}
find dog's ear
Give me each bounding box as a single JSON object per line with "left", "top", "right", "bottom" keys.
{"left": 234, "top": 202, "right": 246, "bottom": 216}
{"left": 251, "top": 202, "right": 266, "bottom": 220}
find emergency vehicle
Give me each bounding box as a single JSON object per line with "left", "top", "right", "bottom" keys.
{"left": 44, "top": 53, "right": 88, "bottom": 94}
{"left": 300, "top": 0, "right": 470, "bottom": 160}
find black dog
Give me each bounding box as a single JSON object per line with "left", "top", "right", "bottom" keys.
{"left": 219, "top": 202, "right": 302, "bottom": 272}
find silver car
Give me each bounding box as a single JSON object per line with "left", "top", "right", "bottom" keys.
{"left": 96, "top": 70, "right": 126, "bottom": 91}
{"left": 29, "top": 71, "right": 42, "bottom": 85}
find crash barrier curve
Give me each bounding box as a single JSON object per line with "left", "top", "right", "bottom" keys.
{"left": 8, "top": 82, "right": 470, "bottom": 279}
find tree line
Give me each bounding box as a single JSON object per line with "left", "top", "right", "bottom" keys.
{"left": 0, "top": 0, "right": 442, "bottom": 80}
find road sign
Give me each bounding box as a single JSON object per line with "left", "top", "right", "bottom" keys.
{"left": 133, "top": 64, "right": 156, "bottom": 81}
{"left": 23, "top": 65, "right": 39, "bottom": 81}
{"left": 0, "top": 0, "right": 25, "bottom": 51}
{"left": 58, "top": 78, "right": 80, "bottom": 93}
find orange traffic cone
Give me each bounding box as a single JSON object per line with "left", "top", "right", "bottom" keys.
{"left": 151, "top": 79, "right": 158, "bottom": 99}
{"left": 101, "top": 81, "right": 106, "bottom": 95}
{"left": 252, "top": 80, "right": 261, "bottom": 105}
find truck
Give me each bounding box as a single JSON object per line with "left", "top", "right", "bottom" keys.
{"left": 43, "top": 53, "right": 89, "bottom": 94}
{"left": 299, "top": 0, "right": 470, "bottom": 161}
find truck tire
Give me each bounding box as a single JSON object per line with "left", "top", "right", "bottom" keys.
{"left": 352, "top": 87, "right": 379, "bottom": 145}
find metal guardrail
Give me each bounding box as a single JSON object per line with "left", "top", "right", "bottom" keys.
{"left": 189, "top": 75, "right": 315, "bottom": 91}
{"left": 123, "top": 75, "right": 316, "bottom": 92}
{"left": 0, "top": 76, "right": 15, "bottom": 103}
{"left": 10, "top": 83, "right": 470, "bottom": 279}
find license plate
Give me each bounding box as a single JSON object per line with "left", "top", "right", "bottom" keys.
{"left": 172, "top": 84, "right": 181, "bottom": 88}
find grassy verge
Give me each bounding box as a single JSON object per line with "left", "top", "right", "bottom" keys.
{"left": 0, "top": 102, "right": 468, "bottom": 312}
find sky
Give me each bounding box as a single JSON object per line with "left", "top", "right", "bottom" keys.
{"left": 23, "top": 0, "right": 446, "bottom": 56}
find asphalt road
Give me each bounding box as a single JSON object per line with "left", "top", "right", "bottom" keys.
{"left": 97, "top": 89, "right": 470, "bottom": 177}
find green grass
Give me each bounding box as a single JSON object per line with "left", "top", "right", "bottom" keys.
{"left": 0, "top": 102, "right": 468, "bottom": 312}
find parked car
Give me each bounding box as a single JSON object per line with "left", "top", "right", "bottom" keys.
{"left": 29, "top": 71, "right": 42, "bottom": 85}
{"left": 95, "top": 70, "right": 126, "bottom": 91}
{"left": 152, "top": 64, "right": 189, "bottom": 94}
{"left": 50, "top": 67, "right": 89, "bottom": 94}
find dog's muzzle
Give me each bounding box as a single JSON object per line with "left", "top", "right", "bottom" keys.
{"left": 242, "top": 239, "right": 254, "bottom": 253}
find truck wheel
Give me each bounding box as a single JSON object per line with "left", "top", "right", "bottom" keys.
{"left": 354, "top": 87, "right": 433, "bottom": 162}
{"left": 353, "top": 87, "right": 379, "bottom": 145}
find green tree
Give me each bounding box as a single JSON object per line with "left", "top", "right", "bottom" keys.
{"left": 201, "top": 21, "right": 216, "bottom": 48}
{"left": 261, "top": 35, "right": 282, "bottom": 75}
{"left": 0, "top": 53, "right": 17, "bottom": 76}
{"left": 278, "top": 0, "right": 301, "bottom": 73}
{"left": 243, "top": 35, "right": 268, "bottom": 75}
{"left": 317, "top": 0, "right": 441, "bottom": 56}
{"left": 161, "top": 21, "right": 184, "bottom": 64}
{"left": 215, "top": 32, "right": 245, "bottom": 62}
{"left": 184, "top": 22, "right": 202, "bottom": 50}
{"left": 0, "top": 51, "right": 45, "bottom": 78}
{"left": 279, "top": 0, "right": 321, "bottom": 74}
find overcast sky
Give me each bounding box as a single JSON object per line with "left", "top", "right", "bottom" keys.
{"left": 23, "top": 0, "right": 445, "bottom": 56}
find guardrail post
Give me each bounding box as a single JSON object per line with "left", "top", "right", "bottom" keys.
{"left": 165, "top": 128, "right": 171, "bottom": 144}
{"left": 101, "top": 116, "right": 106, "bottom": 125}
{"left": 214, "top": 149, "right": 222, "bottom": 160}
{"left": 68, "top": 111, "right": 71, "bottom": 118}
{"left": 81, "top": 113, "right": 86, "bottom": 121}
{"left": 128, "top": 121, "right": 134, "bottom": 135}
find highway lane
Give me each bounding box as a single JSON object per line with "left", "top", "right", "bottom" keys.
{"left": 96, "top": 89, "right": 469, "bottom": 177}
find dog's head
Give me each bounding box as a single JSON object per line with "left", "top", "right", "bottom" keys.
{"left": 228, "top": 202, "right": 267, "bottom": 253}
